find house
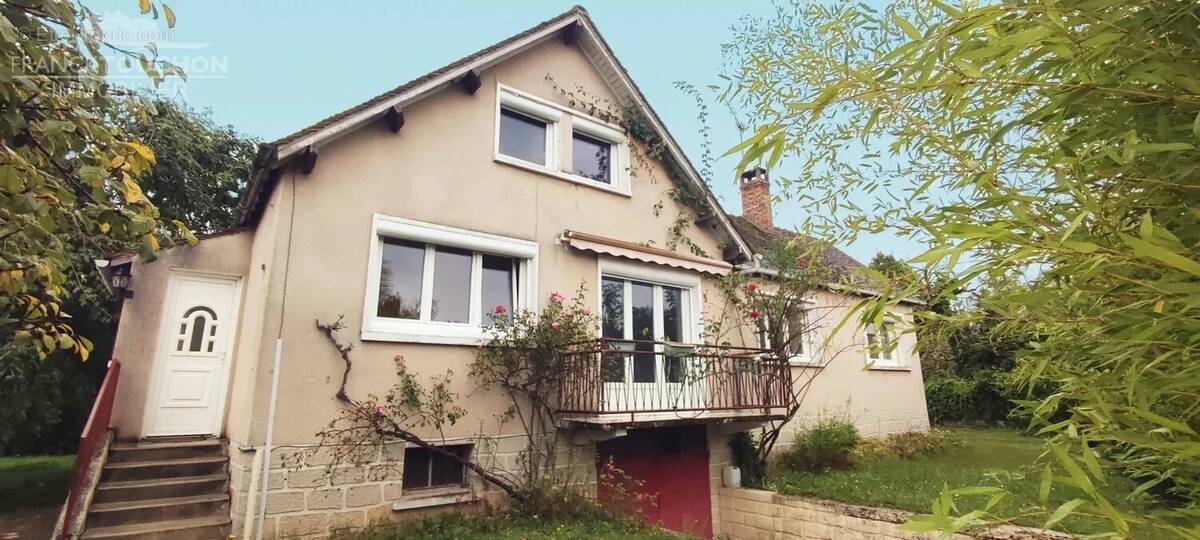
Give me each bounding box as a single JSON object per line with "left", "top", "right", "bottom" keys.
{"left": 72, "top": 6, "right": 929, "bottom": 539}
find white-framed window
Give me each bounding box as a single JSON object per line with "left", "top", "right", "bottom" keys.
{"left": 494, "top": 84, "right": 631, "bottom": 196}
{"left": 756, "top": 300, "right": 819, "bottom": 366}
{"left": 865, "top": 321, "right": 903, "bottom": 368}
{"left": 362, "top": 214, "right": 538, "bottom": 345}
{"left": 496, "top": 89, "right": 560, "bottom": 169}
{"left": 597, "top": 258, "right": 702, "bottom": 385}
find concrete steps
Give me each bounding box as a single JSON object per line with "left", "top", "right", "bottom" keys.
{"left": 82, "top": 438, "right": 231, "bottom": 539}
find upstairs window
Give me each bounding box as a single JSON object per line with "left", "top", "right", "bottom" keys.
{"left": 572, "top": 131, "right": 611, "bottom": 184}
{"left": 364, "top": 215, "right": 537, "bottom": 345}
{"left": 498, "top": 108, "right": 549, "bottom": 166}
{"left": 494, "top": 84, "right": 631, "bottom": 196}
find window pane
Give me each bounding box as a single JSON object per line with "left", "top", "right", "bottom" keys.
{"left": 602, "top": 278, "right": 625, "bottom": 339}
{"left": 662, "top": 287, "right": 683, "bottom": 342}
{"left": 378, "top": 239, "right": 425, "bottom": 319}
{"left": 881, "top": 324, "right": 893, "bottom": 360}
{"left": 429, "top": 247, "right": 472, "bottom": 323}
{"left": 787, "top": 308, "right": 808, "bottom": 356}
{"left": 430, "top": 446, "right": 467, "bottom": 487}
{"left": 601, "top": 277, "right": 625, "bottom": 383}
{"left": 401, "top": 447, "right": 431, "bottom": 489}
{"left": 481, "top": 255, "right": 514, "bottom": 324}
{"left": 631, "top": 281, "right": 656, "bottom": 383}
{"left": 499, "top": 109, "right": 546, "bottom": 164}
{"left": 572, "top": 132, "right": 611, "bottom": 183}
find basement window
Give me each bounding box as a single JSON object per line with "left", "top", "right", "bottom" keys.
{"left": 402, "top": 444, "right": 470, "bottom": 490}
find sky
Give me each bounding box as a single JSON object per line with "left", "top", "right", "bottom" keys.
{"left": 90, "top": 0, "right": 922, "bottom": 264}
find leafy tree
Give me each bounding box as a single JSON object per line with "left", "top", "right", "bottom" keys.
{"left": 722, "top": 0, "right": 1199, "bottom": 536}
{"left": 112, "top": 95, "right": 258, "bottom": 233}
{"left": 0, "top": 0, "right": 190, "bottom": 362}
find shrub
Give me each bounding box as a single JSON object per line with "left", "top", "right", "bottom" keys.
{"left": 852, "top": 429, "right": 963, "bottom": 461}
{"left": 729, "top": 431, "right": 766, "bottom": 488}
{"left": 777, "top": 419, "right": 860, "bottom": 472}
{"left": 924, "top": 371, "right": 1016, "bottom": 425}
{"left": 511, "top": 478, "right": 607, "bottom": 522}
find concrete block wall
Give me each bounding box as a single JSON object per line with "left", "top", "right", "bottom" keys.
{"left": 227, "top": 435, "right": 598, "bottom": 539}
{"left": 717, "top": 488, "right": 1066, "bottom": 540}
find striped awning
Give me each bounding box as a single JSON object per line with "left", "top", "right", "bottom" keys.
{"left": 561, "top": 230, "right": 733, "bottom": 276}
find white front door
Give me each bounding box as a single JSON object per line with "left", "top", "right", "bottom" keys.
{"left": 146, "top": 272, "right": 240, "bottom": 436}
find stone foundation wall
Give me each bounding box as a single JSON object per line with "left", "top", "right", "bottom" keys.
{"left": 717, "top": 488, "right": 1067, "bottom": 540}
{"left": 228, "top": 435, "right": 597, "bottom": 539}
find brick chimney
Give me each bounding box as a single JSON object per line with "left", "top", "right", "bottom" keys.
{"left": 740, "top": 167, "right": 773, "bottom": 231}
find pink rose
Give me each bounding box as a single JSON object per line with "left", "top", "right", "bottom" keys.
{"left": 494, "top": 304, "right": 506, "bottom": 314}
{"left": 551, "top": 321, "right": 561, "bottom": 330}
{"left": 550, "top": 291, "right": 565, "bottom": 303}
{"left": 749, "top": 310, "right": 760, "bottom": 319}
{"left": 746, "top": 282, "right": 759, "bottom": 294}
{"left": 583, "top": 308, "right": 592, "bottom": 316}
{"left": 375, "top": 405, "right": 387, "bottom": 416}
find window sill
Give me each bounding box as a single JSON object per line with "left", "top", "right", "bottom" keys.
{"left": 362, "top": 319, "right": 489, "bottom": 346}
{"left": 788, "top": 356, "right": 821, "bottom": 368}
{"left": 495, "top": 154, "right": 630, "bottom": 197}
{"left": 867, "top": 364, "right": 911, "bottom": 372}
{"left": 392, "top": 487, "right": 474, "bottom": 511}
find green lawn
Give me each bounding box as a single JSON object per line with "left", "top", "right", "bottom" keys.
{"left": 344, "top": 514, "right": 689, "bottom": 540}
{"left": 768, "top": 428, "right": 1175, "bottom": 537}
{"left": 0, "top": 455, "right": 74, "bottom": 514}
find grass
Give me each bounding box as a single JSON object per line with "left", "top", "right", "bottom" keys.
{"left": 0, "top": 454, "right": 74, "bottom": 514}
{"left": 342, "top": 514, "right": 690, "bottom": 539}
{"left": 768, "top": 428, "right": 1174, "bottom": 537}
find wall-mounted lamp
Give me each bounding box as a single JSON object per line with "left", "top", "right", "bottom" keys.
{"left": 109, "top": 264, "right": 134, "bottom": 299}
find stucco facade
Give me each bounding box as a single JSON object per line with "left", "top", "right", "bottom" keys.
{"left": 106, "top": 8, "right": 928, "bottom": 539}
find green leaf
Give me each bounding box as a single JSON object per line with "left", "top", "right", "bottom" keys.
{"left": 1193, "top": 110, "right": 1200, "bottom": 141}
{"left": 952, "top": 58, "right": 983, "bottom": 78}
{"left": 1120, "top": 233, "right": 1200, "bottom": 277}
{"left": 894, "top": 14, "right": 921, "bottom": 40}
{"left": 1045, "top": 498, "right": 1086, "bottom": 529}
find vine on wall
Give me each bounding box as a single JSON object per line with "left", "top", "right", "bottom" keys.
{"left": 544, "top": 74, "right": 717, "bottom": 258}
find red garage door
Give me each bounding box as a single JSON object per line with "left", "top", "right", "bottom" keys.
{"left": 597, "top": 426, "right": 712, "bottom": 538}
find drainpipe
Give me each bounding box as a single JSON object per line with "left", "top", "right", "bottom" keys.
{"left": 255, "top": 339, "right": 284, "bottom": 540}
{"left": 255, "top": 170, "right": 298, "bottom": 540}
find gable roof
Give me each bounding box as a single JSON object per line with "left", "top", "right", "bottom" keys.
{"left": 236, "top": 6, "right": 752, "bottom": 260}
{"left": 727, "top": 215, "right": 864, "bottom": 276}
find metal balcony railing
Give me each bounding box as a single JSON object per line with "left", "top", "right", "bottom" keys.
{"left": 556, "top": 339, "right": 790, "bottom": 417}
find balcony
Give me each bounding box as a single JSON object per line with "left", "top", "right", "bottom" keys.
{"left": 556, "top": 339, "right": 791, "bottom": 425}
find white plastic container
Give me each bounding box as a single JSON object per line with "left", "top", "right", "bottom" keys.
{"left": 722, "top": 465, "right": 742, "bottom": 488}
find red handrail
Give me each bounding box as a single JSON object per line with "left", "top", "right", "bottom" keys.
{"left": 60, "top": 359, "right": 121, "bottom": 540}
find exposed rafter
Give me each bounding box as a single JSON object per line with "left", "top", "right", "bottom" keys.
{"left": 299, "top": 146, "right": 318, "bottom": 174}
{"left": 456, "top": 70, "right": 481, "bottom": 95}
{"left": 561, "top": 22, "right": 579, "bottom": 45}
{"left": 384, "top": 107, "right": 405, "bottom": 133}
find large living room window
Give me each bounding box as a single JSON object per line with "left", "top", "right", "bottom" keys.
{"left": 363, "top": 214, "right": 537, "bottom": 344}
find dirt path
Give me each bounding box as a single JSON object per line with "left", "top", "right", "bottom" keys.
{"left": 0, "top": 506, "right": 59, "bottom": 539}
